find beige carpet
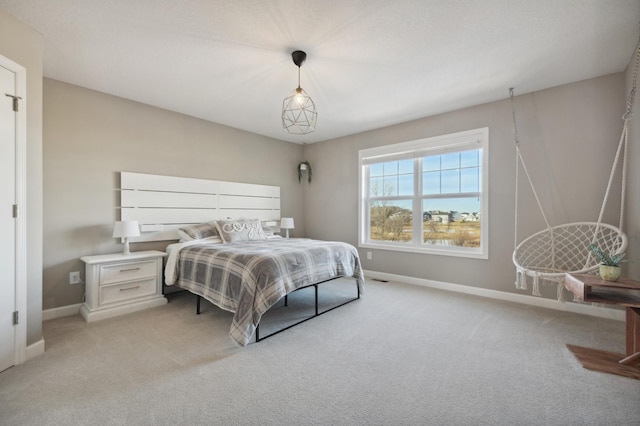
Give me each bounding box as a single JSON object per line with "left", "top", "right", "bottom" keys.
{"left": 1, "top": 279, "right": 639, "bottom": 425}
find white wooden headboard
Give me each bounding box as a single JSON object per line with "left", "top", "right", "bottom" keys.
{"left": 119, "top": 172, "right": 281, "bottom": 242}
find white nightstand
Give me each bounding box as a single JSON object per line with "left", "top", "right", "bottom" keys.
{"left": 80, "top": 250, "right": 167, "bottom": 322}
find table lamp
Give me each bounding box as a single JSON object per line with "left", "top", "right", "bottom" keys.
{"left": 112, "top": 220, "right": 140, "bottom": 254}
{"left": 280, "top": 217, "right": 294, "bottom": 239}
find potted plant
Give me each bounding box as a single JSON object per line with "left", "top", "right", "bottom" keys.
{"left": 297, "top": 161, "right": 312, "bottom": 184}
{"left": 589, "top": 244, "right": 627, "bottom": 282}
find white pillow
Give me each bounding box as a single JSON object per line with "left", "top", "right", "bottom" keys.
{"left": 261, "top": 221, "right": 275, "bottom": 237}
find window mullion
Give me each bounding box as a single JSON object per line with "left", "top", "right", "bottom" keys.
{"left": 363, "top": 165, "right": 370, "bottom": 243}
{"left": 458, "top": 153, "right": 462, "bottom": 193}
{"left": 412, "top": 157, "right": 422, "bottom": 245}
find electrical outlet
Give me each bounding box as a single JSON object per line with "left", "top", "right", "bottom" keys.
{"left": 366, "top": 251, "right": 372, "bottom": 260}
{"left": 69, "top": 271, "right": 81, "bottom": 285}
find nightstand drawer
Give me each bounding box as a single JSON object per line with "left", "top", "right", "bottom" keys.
{"left": 99, "top": 277, "right": 156, "bottom": 305}
{"left": 99, "top": 260, "right": 156, "bottom": 285}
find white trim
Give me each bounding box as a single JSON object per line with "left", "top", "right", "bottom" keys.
{"left": 359, "top": 241, "right": 488, "bottom": 259}
{"left": 25, "top": 338, "right": 45, "bottom": 361}
{"left": 360, "top": 128, "right": 486, "bottom": 160}
{"left": 42, "top": 303, "right": 83, "bottom": 321}
{"left": 0, "top": 54, "right": 28, "bottom": 366}
{"left": 364, "top": 270, "right": 625, "bottom": 322}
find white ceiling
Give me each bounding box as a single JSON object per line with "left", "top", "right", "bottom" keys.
{"left": 1, "top": 0, "right": 639, "bottom": 144}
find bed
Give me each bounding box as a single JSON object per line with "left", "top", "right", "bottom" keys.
{"left": 118, "top": 172, "right": 363, "bottom": 346}
{"left": 164, "top": 222, "right": 364, "bottom": 346}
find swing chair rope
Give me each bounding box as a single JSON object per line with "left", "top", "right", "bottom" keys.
{"left": 585, "top": 36, "right": 640, "bottom": 269}
{"left": 512, "top": 143, "right": 560, "bottom": 280}
{"left": 596, "top": 36, "right": 640, "bottom": 232}
{"left": 620, "top": 36, "right": 640, "bottom": 225}
{"left": 510, "top": 88, "right": 556, "bottom": 292}
{"left": 584, "top": 122, "right": 629, "bottom": 269}
{"left": 596, "top": 123, "right": 628, "bottom": 231}
{"left": 624, "top": 34, "right": 640, "bottom": 120}
{"left": 509, "top": 88, "right": 552, "bottom": 248}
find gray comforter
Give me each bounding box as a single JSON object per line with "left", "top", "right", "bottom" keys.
{"left": 173, "top": 238, "right": 364, "bottom": 346}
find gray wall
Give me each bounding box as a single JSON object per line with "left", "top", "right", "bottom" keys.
{"left": 303, "top": 74, "right": 627, "bottom": 299}
{"left": 0, "top": 8, "right": 44, "bottom": 346}
{"left": 43, "top": 79, "right": 304, "bottom": 310}
{"left": 625, "top": 54, "right": 640, "bottom": 280}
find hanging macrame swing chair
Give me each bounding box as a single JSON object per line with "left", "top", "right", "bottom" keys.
{"left": 511, "top": 38, "right": 639, "bottom": 299}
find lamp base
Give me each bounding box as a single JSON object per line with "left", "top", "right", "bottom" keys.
{"left": 123, "top": 238, "right": 131, "bottom": 255}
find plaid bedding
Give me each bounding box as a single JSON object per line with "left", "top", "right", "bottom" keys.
{"left": 173, "top": 238, "right": 364, "bottom": 346}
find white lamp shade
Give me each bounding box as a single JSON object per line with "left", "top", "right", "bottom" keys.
{"left": 280, "top": 217, "right": 294, "bottom": 229}
{"left": 112, "top": 220, "right": 140, "bottom": 238}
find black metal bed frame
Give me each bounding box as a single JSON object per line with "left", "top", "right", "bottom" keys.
{"left": 195, "top": 277, "right": 360, "bottom": 343}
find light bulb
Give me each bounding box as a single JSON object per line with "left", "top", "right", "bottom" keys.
{"left": 294, "top": 88, "right": 304, "bottom": 105}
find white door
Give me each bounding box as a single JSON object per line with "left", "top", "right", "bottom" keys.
{"left": 0, "top": 64, "right": 17, "bottom": 372}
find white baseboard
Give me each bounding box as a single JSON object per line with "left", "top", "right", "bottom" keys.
{"left": 363, "top": 270, "right": 625, "bottom": 322}
{"left": 26, "top": 338, "right": 45, "bottom": 361}
{"left": 42, "top": 303, "right": 82, "bottom": 321}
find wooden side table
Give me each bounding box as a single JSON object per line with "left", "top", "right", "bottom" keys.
{"left": 564, "top": 273, "right": 640, "bottom": 380}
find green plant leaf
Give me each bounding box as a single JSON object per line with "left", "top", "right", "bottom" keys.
{"left": 589, "top": 244, "right": 626, "bottom": 266}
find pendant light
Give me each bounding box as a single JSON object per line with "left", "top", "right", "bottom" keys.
{"left": 282, "top": 50, "right": 317, "bottom": 135}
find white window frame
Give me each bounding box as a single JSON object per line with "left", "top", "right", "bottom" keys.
{"left": 359, "top": 127, "right": 489, "bottom": 259}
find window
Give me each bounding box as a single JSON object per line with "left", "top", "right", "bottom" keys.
{"left": 359, "top": 128, "right": 489, "bottom": 259}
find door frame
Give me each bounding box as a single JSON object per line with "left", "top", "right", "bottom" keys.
{"left": 0, "top": 53, "right": 27, "bottom": 366}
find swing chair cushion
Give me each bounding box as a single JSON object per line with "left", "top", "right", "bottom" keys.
{"left": 513, "top": 222, "right": 627, "bottom": 278}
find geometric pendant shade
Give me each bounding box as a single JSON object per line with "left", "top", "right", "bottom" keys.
{"left": 282, "top": 50, "right": 317, "bottom": 135}
{"left": 282, "top": 87, "right": 317, "bottom": 134}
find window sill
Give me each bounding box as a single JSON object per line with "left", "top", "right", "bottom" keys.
{"left": 359, "top": 241, "right": 488, "bottom": 260}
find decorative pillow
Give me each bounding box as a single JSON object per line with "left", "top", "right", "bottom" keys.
{"left": 215, "top": 218, "right": 267, "bottom": 243}
{"left": 261, "top": 221, "right": 275, "bottom": 237}
{"left": 178, "top": 220, "right": 219, "bottom": 241}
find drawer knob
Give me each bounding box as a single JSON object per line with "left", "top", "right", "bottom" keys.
{"left": 119, "top": 267, "right": 141, "bottom": 272}
{"left": 119, "top": 285, "right": 141, "bottom": 292}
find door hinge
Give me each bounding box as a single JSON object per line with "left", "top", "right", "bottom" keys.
{"left": 5, "top": 93, "right": 22, "bottom": 112}
{"left": 13, "top": 311, "right": 18, "bottom": 325}
{"left": 12, "top": 204, "right": 18, "bottom": 218}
